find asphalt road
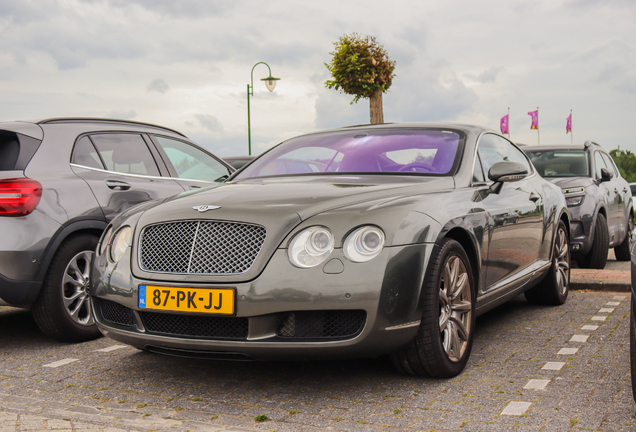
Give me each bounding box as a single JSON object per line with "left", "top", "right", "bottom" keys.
{"left": 0, "top": 289, "right": 634, "bottom": 432}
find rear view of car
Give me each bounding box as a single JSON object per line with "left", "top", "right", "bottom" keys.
{"left": 0, "top": 118, "right": 233, "bottom": 342}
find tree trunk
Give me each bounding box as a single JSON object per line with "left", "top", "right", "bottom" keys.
{"left": 369, "top": 90, "right": 383, "bottom": 124}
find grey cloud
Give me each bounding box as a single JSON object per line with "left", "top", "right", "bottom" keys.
{"left": 195, "top": 114, "right": 225, "bottom": 134}
{"left": 107, "top": 109, "right": 136, "bottom": 119}
{"left": 314, "top": 90, "right": 369, "bottom": 130}
{"left": 88, "top": 0, "right": 236, "bottom": 18}
{"left": 0, "top": 0, "right": 62, "bottom": 24}
{"left": 147, "top": 79, "right": 169, "bottom": 93}
{"left": 464, "top": 67, "right": 504, "bottom": 84}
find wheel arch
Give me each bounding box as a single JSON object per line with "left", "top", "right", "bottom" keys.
{"left": 36, "top": 219, "right": 107, "bottom": 282}
{"left": 444, "top": 227, "right": 480, "bottom": 295}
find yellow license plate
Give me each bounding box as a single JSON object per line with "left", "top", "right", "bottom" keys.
{"left": 138, "top": 285, "right": 235, "bottom": 315}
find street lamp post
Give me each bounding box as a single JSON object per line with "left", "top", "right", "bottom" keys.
{"left": 247, "top": 62, "right": 280, "bottom": 156}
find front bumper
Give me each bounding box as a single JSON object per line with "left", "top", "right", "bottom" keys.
{"left": 91, "top": 244, "right": 432, "bottom": 360}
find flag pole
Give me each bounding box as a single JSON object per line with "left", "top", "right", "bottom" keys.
{"left": 537, "top": 106, "right": 540, "bottom": 145}
{"left": 507, "top": 107, "right": 510, "bottom": 140}
{"left": 570, "top": 109, "right": 573, "bottom": 145}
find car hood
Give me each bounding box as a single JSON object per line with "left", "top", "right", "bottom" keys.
{"left": 130, "top": 175, "right": 454, "bottom": 283}
{"left": 544, "top": 176, "right": 596, "bottom": 189}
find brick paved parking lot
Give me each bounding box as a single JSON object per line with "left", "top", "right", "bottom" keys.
{"left": 1, "top": 291, "right": 634, "bottom": 432}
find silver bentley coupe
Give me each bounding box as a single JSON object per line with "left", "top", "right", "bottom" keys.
{"left": 90, "top": 123, "right": 570, "bottom": 378}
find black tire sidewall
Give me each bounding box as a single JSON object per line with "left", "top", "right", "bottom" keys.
{"left": 418, "top": 239, "right": 476, "bottom": 377}
{"left": 32, "top": 234, "right": 100, "bottom": 342}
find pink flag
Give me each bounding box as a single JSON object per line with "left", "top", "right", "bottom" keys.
{"left": 500, "top": 114, "right": 509, "bottom": 134}
{"left": 566, "top": 113, "right": 572, "bottom": 133}
{"left": 528, "top": 110, "right": 538, "bottom": 130}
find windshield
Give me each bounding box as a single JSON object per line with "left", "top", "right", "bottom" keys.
{"left": 524, "top": 149, "right": 589, "bottom": 177}
{"left": 235, "top": 129, "right": 464, "bottom": 180}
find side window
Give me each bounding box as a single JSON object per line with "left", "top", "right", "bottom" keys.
{"left": 472, "top": 153, "right": 485, "bottom": 183}
{"left": 477, "top": 134, "right": 531, "bottom": 179}
{"left": 90, "top": 134, "right": 160, "bottom": 176}
{"left": 601, "top": 152, "right": 618, "bottom": 177}
{"left": 594, "top": 151, "right": 607, "bottom": 179}
{"left": 154, "top": 136, "right": 230, "bottom": 182}
{"left": 71, "top": 136, "right": 104, "bottom": 169}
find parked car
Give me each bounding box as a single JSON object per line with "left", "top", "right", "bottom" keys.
{"left": 631, "top": 231, "right": 636, "bottom": 402}
{"left": 0, "top": 118, "right": 233, "bottom": 342}
{"left": 524, "top": 142, "right": 632, "bottom": 269}
{"left": 91, "top": 123, "right": 570, "bottom": 377}
{"left": 630, "top": 182, "right": 636, "bottom": 210}
{"left": 222, "top": 155, "right": 256, "bottom": 170}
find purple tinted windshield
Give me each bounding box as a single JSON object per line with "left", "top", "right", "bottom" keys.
{"left": 236, "top": 129, "right": 463, "bottom": 179}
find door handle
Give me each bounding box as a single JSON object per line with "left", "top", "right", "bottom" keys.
{"left": 529, "top": 192, "right": 540, "bottom": 202}
{"left": 189, "top": 185, "right": 201, "bottom": 190}
{"left": 105, "top": 180, "right": 131, "bottom": 190}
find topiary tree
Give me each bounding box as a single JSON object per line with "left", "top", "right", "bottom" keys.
{"left": 325, "top": 33, "right": 396, "bottom": 124}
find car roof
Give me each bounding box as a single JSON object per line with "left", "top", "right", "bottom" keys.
{"left": 293, "top": 122, "right": 493, "bottom": 137}
{"left": 522, "top": 142, "right": 605, "bottom": 152}
{"left": 0, "top": 117, "right": 186, "bottom": 138}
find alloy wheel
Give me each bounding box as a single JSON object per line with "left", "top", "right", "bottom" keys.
{"left": 438, "top": 255, "right": 472, "bottom": 362}
{"left": 62, "top": 250, "right": 94, "bottom": 326}
{"left": 554, "top": 227, "right": 570, "bottom": 296}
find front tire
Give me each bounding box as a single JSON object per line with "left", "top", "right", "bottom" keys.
{"left": 525, "top": 220, "right": 570, "bottom": 305}
{"left": 32, "top": 234, "right": 101, "bottom": 342}
{"left": 391, "top": 238, "right": 475, "bottom": 378}
{"left": 580, "top": 213, "right": 609, "bottom": 269}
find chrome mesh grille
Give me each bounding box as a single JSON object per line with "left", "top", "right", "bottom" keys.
{"left": 139, "top": 221, "right": 266, "bottom": 275}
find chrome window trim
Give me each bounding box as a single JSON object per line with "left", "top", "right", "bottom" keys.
{"left": 70, "top": 163, "right": 213, "bottom": 184}
{"left": 470, "top": 131, "right": 536, "bottom": 187}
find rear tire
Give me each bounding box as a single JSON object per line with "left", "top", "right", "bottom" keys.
{"left": 525, "top": 220, "right": 570, "bottom": 305}
{"left": 614, "top": 212, "right": 633, "bottom": 261}
{"left": 390, "top": 238, "right": 475, "bottom": 378}
{"left": 32, "top": 234, "right": 101, "bottom": 342}
{"left": 579, "top": 213, "right": 609, "bottom": 269}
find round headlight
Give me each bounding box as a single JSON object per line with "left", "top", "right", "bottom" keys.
{"left": 110, "top": 226, "right": 132, "bottom": 263}
{"left": 288, "top": 226, "right": 334, "bottom": 268}
{"left": 98, "top": 226, "right": 112, "bottom": 256}
{"left": 343, "top": 226, "right": 385, "bottom": 262}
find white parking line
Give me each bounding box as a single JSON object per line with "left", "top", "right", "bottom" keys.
{"left": 598, "top": 308, "right": 614, "bottom": 313}
{"left": 581, "top": 325, "right": 599, "bottom": 331}
{"left": 591, "top": 316, "right": 607, "bottom": 321}
{"left": 558, "top": 347, "right": 578, "bottom": 355}
{"left": 542, "top": 362, "right": 565, "bottom": 371}
{"left": 95, "top": 345, "right": 128, "bottom": 353}
{"left": 606, "top": 301, "right": 620, "bottom": 306}
{"left": 501, "top": 401, "right": 532, "bottom": 416}
{"left": 43, "top": 358, "right": 79, "bottom": 368}
{"left": 524, "top": 379, "right": 550, "bottom": 390}
{"left": 570, "top": 335, "right": 589, "bottom": 342}
{"left": 612, "top": 296, "right": 626, "bottom": 301}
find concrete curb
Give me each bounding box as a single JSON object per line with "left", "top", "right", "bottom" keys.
{"left": 569, "top": 269, "right": 631, "bottom": 292}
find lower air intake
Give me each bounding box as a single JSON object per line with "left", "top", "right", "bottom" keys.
{"left": 277, "top": 310, "right": 366, "bottom": 340}
{"left": 139, "top": 312, "right": 248, "bottom": 340}
{"left": 99, "top": 299, "right": 135, "bottom": 326}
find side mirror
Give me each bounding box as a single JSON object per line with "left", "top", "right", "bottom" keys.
{"left": 488, "top": 161, "right": 529, "bottom": 183}
{"left": 600, "top": 168, "right": 613, "bottom": 182}
{"left": 487, "top": 161, "right": 529, "bottom": 194}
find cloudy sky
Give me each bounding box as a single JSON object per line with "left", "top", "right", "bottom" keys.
{"left": 1, "top": 0, "right": 635, "bottom": 156}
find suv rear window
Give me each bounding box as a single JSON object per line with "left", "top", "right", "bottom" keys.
{"left": 0, "top": 131, "right": 42, "bottom": 171}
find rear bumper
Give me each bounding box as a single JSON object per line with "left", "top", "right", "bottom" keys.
{"left": 0, "top": 273, "right": 41, "bottom": 306}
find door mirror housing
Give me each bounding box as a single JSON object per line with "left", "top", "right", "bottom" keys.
{"left": 600, "top": 167, "right": 613, "bottom": 183}
{"left": 488, "top": 161, "right": 529, "bottom": 183}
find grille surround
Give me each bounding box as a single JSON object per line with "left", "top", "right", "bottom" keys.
{"left": 277, "top": 310, "right": 366, "bottom": 340}
{"left": 138, "top": 220, "right": 267, "bottom": 275}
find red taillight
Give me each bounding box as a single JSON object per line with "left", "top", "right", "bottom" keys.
{"left": 0, "top": 178, "right": 42, "bottom": 217}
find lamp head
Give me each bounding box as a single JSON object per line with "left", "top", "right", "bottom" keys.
{"left": 261, "top": 75, "right": 281, "bottom": 92}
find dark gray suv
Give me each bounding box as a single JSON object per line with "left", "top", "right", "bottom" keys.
{"left": 524, "top": 141, "right": 632, "bottom": 269}
{"left": 0, "top": 118, "right": 233, "bottom": 342}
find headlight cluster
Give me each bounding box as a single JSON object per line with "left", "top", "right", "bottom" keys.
{"left": 97, "top": 225, "right": 132, "bottom": 263}
{"left": 288, "top": 225, "right": 385, "bottom": 268}
{"left": 565, "top": 195, "right": 584, "bottom": 207}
